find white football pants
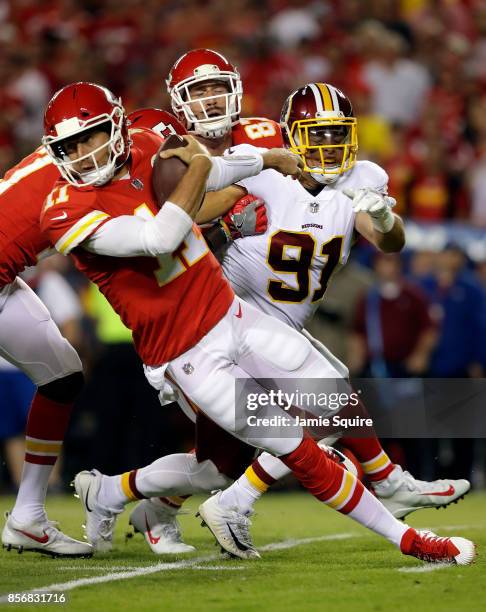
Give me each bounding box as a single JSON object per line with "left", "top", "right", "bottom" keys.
{"left": 0, "top": 277, "right": 82, "bottom": 386}
{"left": 164, "top": 297, "right": 345, "bottom": 457}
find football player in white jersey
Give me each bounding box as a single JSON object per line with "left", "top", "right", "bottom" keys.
{"left": 76, "top": 83, "right": 470, "bottom": 560}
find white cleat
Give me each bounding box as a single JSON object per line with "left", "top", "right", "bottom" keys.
{"left": 2, "top": 512, "right": 93, "bottom": 558}
{"left": 73, "top": 469, "right": 121, "bottom": 552}
{"left": 373, "top": 465, "right": 471, "bottom": 519}
{"left": 128, "top": 499, "right": 195, "bottom": 554}
{"left": 400, "top": 527, "right": 476, "bottom": 565}
{"left": 197, "top": 491, "right": 260, "bottom": 560}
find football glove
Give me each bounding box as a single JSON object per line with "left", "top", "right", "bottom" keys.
{"left": 221, "top": 194, "right": 268, "bottom": 240}
{"left": 343, "top": 187, "right": 397, "bottom": 233}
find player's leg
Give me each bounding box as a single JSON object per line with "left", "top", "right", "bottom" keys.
{"left": 191, "top": 299, "right": 475, "bottom": 564}
{"left": 75, "top": 401, "right": 251, "bottom": 553}
{"left": 0, "top": 278, "right": 91, "bottom": 557}
{"left": 234, "top": 328, "right": 469, "bottom": 518}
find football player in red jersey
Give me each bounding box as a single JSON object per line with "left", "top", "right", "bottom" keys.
{"left": 0, "top": 108, "right": 190, "bottom": 559}
{"left": 0, "top": 151, "right": 92, "bottom": 557}
{"left": 166, "top": 48, "right": 284, "bottom": 155}
{"left": 43, "top": 82, "right": 475, "bottom": 566}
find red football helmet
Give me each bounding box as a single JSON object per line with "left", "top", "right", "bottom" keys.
{"left": 280, "top": 83, "right": 358, "bottom": 184}
{"left": 166, "top": 48, "right": 242, "bottom": 138}
{"left": 42, "top": 82, "right": 129, "bottom": 187}
{"left": 127, "top": 108, "right": 187, "bottom": 138}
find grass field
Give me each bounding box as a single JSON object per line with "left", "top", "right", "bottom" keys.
{"left": 0, "top": 491, "right": 484, "bottom": 611}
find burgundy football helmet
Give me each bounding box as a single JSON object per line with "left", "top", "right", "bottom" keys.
{"left": 43, "top": 82, "right": 129, "bottom": 187}
{"left": 127, "top": 108, "right": 187, "bottom": 138}
{"left": 166, "top": 48, "right": 242, "bottom": 138}
{"left": 280, "top": 83, "right": 358, "bottom": 184}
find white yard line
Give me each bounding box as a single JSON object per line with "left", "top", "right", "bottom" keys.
{"left": 0, "top": 533, "right": 358, "bottom": 601}
{"left": 397, "top": 563, "right": 452, "bottom": 574}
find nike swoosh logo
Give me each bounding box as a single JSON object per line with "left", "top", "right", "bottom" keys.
{"left": 144, "top": 512, "right": 160, "bottom": 545}
{"left": 85, "top": 483, "right": 93, "bottom": 513}
{"left": 421, "top": 485, "right": 455, "bottom": 497}
{"left": 15, "top": 528, "right": 49, "bottom": 544}
{"left": 51, "top": 211, "right": 67, "bottom": 221}
{"left": 235, "top": 304, "right": 242, "bottom": 319}
{"left": 227, "top": 523, "right": 249, "bottom": 551}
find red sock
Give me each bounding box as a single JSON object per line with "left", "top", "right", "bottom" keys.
{"left": 24, "top": 392, "right": 73, "bottom": 465}
{"left": 340, "top": 436, "right": 394, "bottom": 482}
{"left": 281, "top": 437, "right": 364, "bottom": 514}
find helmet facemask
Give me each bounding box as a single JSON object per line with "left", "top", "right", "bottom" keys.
{"left": 42, "top": 106, "right": 127, "bottom": 187}
{"left": 170, "top": 71, "right": 242, "bottom": 138}
{"left": 286, "top": 115, "right": 357, "bottom": 185}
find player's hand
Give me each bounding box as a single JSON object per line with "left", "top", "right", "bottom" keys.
{"left": 159, "top": 135, "right": 210, "bottom": 165}
{"left": 262, "top": 148, "right": 304, "bottom": 179}
{"left": 343, "top": 187, "right": 396, "bottom": 232}
{"left": 222, "top": 194, "right": 268, "bottom": 239}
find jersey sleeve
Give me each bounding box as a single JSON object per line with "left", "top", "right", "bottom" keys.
{"left": 40, "top": 183, "right": 111, "bottom": 255}
{"left": 357, "top": 161, "right": 389, "bottom": 194}
{"left": 233, "top": 118, "right": 284, "bottom": 148}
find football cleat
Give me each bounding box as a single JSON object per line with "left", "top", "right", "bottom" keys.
{"left": 372, "top": 465, "right": 470, "bottom": 519}
{"left": 73, "top": 469, "right": 121, "bottom": 552}
{"left": 400, "top": 528, "right": 476, "bottom": 565}
{"left": 128, "top": 499, "right": 195, "bottom": 554}
{"left": 2, "top": 512, "right": 93, "bottom": 558}
{"left": 197, "top": 491, "right": 260, "bottom": 560}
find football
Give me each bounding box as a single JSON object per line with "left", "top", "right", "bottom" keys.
{"left": 151, "top": 134, "right": 188, "bottom": 206}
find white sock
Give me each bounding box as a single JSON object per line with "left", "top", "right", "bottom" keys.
{"left": 257, "top": 452, "right": 291, "bottom": 480}
{"left": 219, "top": 474, "right": 262, "bottom": 514}
{"left": 98, "top": 475, "right": 126, "bottom": 511}
{"left": 11, "top": 463, "right": 52, "bottom": 523}
{"left": 347, "top": 487, "right": 409, "bottom": 547}
{"left": 124, "top": 454, "right": 230, "bottom": 499}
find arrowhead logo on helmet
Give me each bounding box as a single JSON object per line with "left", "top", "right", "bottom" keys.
{"left": 280, "top": 83, "right": 358, "bottom": 185}
{"left": 166, "top": 49, "right": 243, "bottom": 139}
{"left": 42, "top": 82, "right": 130, "bottom": 187}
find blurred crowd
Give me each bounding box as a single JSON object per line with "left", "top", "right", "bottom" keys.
{"left": 1, "top": 0, "right": 486, "bottom": 489}
{"left": 2, "top": 0, "right": 486, "bottom": 224}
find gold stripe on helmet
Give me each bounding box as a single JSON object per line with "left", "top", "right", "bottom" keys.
{"left": 316, "top": 83, "right": 334, "bottom": 111}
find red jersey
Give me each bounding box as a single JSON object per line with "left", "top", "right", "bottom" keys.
{"left": 0, "top": 148, "right": 60, "bottom": 286}
{"left": 40, "top": 129, "right": 234, "bottom": 366}
{"left": 232, "top": 118, "right": 283, "bottom": 148}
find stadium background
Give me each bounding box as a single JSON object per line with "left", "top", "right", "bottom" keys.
{"left": 0, "top": 0, "right": 485, "bottom": 494}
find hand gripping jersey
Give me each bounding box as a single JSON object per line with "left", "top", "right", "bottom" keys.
{"left": 0, "top": 149, "right": 60, "bottom": 286}
{"left": 41, "top": 129, "right": 234, "bottom": 366}
{"left": 231, "top": 118, "right": 283, "bottom": 148}
{"left": 223, "top": 148, "right": 389, "bottom": 331}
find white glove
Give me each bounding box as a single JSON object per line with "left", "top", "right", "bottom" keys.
{"left": 343, "top": 187, "right": 396, "bottom": 233}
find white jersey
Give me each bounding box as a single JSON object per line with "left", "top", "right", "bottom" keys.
{"left": 222, "top": 153, "right": 388, "bottom": 330}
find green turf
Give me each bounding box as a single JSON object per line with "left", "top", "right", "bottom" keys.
{"left": 0, "top": 492, "right": 484, "bottom": 611}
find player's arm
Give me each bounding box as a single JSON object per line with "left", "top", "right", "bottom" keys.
{"left": 196, "top": 185, "right": 246, "bottom": 224}
{"left": 84, "top": 153, "right": 212, "bottom": 257}
{"left": 43, "top": 147, "right": 213, "bottom": 259}
{"left": 347, "top": 188, "right": 405, "bottom": 252}
{"left": 164, "top": 139, "right": 303, "bottom": 192}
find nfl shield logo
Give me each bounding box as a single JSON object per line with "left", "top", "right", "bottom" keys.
{"left": 309, "top": 201, "right": 319, "bottom": 213}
